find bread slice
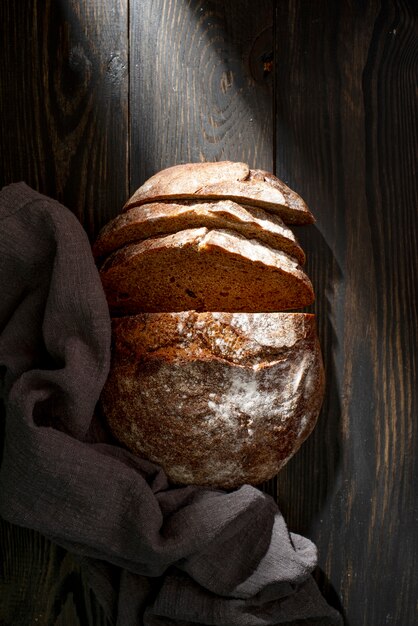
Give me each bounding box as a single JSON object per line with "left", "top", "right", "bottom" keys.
{"left": 92, "top": 199, "right": 305, "bottom": 265}
{"left": 249, "top": 169, "right": 310, "bottom": 216}
{"left": 99, "top": 227, "right": 314, "bottom": 315}
{"left": 101, "top": 311, "right": 325, "bottom": 488}
{"left": 123, "top": 161, "right": 314, "bottom": 224}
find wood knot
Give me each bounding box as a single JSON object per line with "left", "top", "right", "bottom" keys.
{"left": 249, "top": 26, "right": 273, "bottom": 87}
{"left": 261, "top": 51, "right": 273, "bottom": 76}
{"left": 107, "top": 53, "right": 128, "bottom": 84}
{"left": 220, "top": 70, "right": 234, "bottom": 94}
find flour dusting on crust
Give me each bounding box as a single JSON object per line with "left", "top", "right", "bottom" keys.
{"left": 102, "top": 312, "right": 324, "bottom": 488}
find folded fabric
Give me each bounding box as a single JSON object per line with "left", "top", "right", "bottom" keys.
{"left": 0, "top": 183, "right": 342, "bottom": 625}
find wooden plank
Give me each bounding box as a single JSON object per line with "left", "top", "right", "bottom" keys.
{"left": 0, "top": 0, "right": 129, "bottom": 239}
{"left": 273, "top": 1, "right": 418, "bottom": 623}
{"left": 6, "top": 0, "right": 416, "bottom": 621}
{"left": 0, "top": 0, "right": 128, "bottom": 622}
{"left": 0, "top": 519, "right": 111, "bottom": 625}
{"left": 129, "top": 0, "right": 274, "bottom": 192}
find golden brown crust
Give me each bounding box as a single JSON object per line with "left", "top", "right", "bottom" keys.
{"left": 92, "top": 199, "right": 306, "bottom": 265}
{"left": 123, "top": 162, "right": 314, "bottom": 224}
{"left": 97, "top": 162, "right": 321, "bottom": 489}
{"left": 99, "top": 227, "right": 314, "bottom": 316}
{"left": 249, "top": 169, "right": 309, "bottom": 213}
{"left": 101, "top": 312, "right": 325, "bottom": 488}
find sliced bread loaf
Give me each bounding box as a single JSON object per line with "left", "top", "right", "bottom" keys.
{"left": 123, "top": 161, "right": 314, "bottom": 224}
{"left": 93, "top": 199, "right": 305, "bottom": 264}
{"left": 99, "top": 227, "right": 314, "bottom": 315}
{"left": 100, "top": 311, "right": 325, "bottom": 488}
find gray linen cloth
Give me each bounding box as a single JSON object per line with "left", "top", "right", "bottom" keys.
{"left": 0, "top": 183, "right": 342, "bottom": 625}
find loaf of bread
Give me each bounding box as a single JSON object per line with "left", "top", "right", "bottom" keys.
{"left": 96, "top": 161, "right": 323, "bottom": 489}
{"left": 99, "top": 227, "right": 314, "bottom": 315}
{"left": 123, "top": 161, "right": 314, "bottom": 224}
{"left": 100, "top": 312, "right": 325, "bottom": 488}
{"left": 92, "top": 199, "right": 305, "bottom": 265}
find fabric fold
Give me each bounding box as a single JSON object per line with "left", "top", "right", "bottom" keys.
{"left": 0, "top": 183, "right": 342, "bottom": 625}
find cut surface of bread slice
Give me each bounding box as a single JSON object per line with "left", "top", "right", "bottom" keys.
{"left": 101, "top": 311, "right": 325, "bottom": 488}
{"left": 100, "top": 227, "right": 314, "bottom": 315}
{"left": 123, "top": 161, "right": 314, "bottom": 224}
{"left": 93, "top": 199, "right": 305, "bottom": 265}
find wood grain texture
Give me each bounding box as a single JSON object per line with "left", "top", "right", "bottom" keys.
{"left": 0, "top": 519, "right": 111, "bottom": 626}
{"left": 272, "top": 1, "right": 418, "bottom": 624}
{"left": 1, "top": 0, "right": 417, "bottom": 623}
{"left": 0, "top": 0, "right": 129, "bottom": 238}
{"left": 129, "top": 0, "right": 274, "bottom": 191}
{"left": 0, "top": 0, "right": 128, "bottom": 623}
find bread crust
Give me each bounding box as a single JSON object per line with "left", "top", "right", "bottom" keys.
{"left": 93, "top": 199, "right": 306, "bottom": 265}
{"left": 123, "top": 162, "right": 314, "bottom": 224}
{"left": 101, "top": 312, "right": 325, "bottom": 488}
{"left": 99, "top": 227, "right": 314, "bottom": 315}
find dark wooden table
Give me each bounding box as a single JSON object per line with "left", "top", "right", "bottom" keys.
{"left": 1, "top": 1, "right": 417, "bottom": 624}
